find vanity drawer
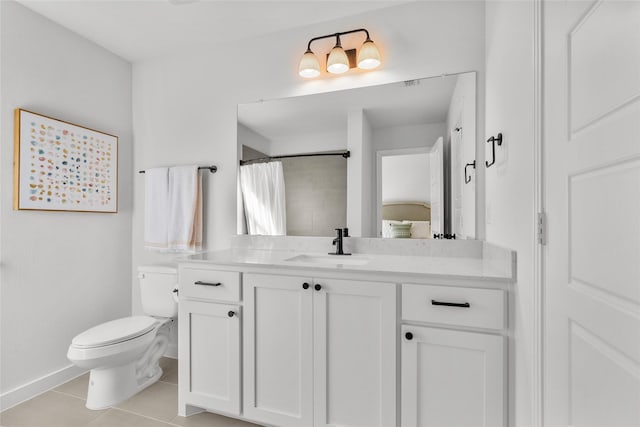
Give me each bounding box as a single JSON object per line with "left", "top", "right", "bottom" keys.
{"left": 180, "top": 268, "right": 240, "bottom": 302}
{"left": 402, "top": 284, "right": 505, "bottom": 330}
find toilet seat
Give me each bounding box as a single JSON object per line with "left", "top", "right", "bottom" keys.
{"left": 72, "top": 316, "right": 157, "bottom": 349}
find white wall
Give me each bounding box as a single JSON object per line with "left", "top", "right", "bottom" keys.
{"left": 446, "top": 73, "right": 478, "bottom": 238}
{"left": 269, "top": 129, "right": 346, "bottom": 156}
{"left": 347, "top": 108, "right": 365, "bottom": 236}
{"left": 382, "top": 153, "right": 431, "bottom": 204}
{"left": 0, "top": 0, "right": 132, "bottom": 408}
{"left": 346, "top": 109, "right": 375, "bottom": 237}
{"left": 238, "top": 123, "right": 271, "bottom": 156}
{"left": 373, "top": 122, "right": 445, "bottom": 152}
{"left": 484, "top": 1, "right": 537, "bottom": 426}
{"left": 361, "top": 112, "right": 374, "bottom": 237}
{"left": 131, "top": 0, "right": 485, "bottom": 336}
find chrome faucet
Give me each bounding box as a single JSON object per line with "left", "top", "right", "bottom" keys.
{"left": 329, "top": 228, "right": 351, "bottom": 256}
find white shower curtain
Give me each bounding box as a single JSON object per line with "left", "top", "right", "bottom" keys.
{"left": 239, "top": 162, "right": 287, "bottom": 235}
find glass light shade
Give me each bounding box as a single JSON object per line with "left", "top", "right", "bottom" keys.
{"left": 298, "top": 50, "right": 320, "bottom": 78}
{"left": 327, "top": 46, "right": 349, "bottom": 74}
{"left": 357, "top": 39, "right": 381, "bottom": 70}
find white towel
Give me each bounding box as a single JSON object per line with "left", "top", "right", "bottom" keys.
{"left": 167, "top": 166, "right": 202, "bottom": 252}
{"left": 143, "top": 168, "right": 169, "bottom": 250}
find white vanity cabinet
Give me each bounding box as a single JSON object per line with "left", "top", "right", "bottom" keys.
{"left": 400, "top": 284, "right": 506, "bottom": 427}
{"left": 178, "top": 266, "right": 241, "bottom": 417}
{"left": 177, "top": 247, "right": 513, "bottom": 427}
{"left": 242, "top": 273, "right": 397, "bottom": 427}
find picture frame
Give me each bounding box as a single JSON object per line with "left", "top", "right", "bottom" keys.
{"left": 13, "top": 109, "right": 118, "bottom": 213}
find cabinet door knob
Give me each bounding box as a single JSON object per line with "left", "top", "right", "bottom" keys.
{"left": 228, "top": 311, "right": 235, "bottom": 317}
{"left": 314, "top": 284, "right": 322, "bottom": 291}
{"left": 405, "top": 332, "right": 414, "bottom": 340}
{"left": 302, "top": 282, "right": 310, "bottom": 290}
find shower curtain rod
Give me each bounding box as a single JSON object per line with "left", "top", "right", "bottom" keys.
{"left": 239, "top": 151, "right": 350, "bottom": 166}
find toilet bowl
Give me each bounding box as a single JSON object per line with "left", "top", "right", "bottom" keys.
{"left": 67, "top": 265, "right": 178, "bottom": 410}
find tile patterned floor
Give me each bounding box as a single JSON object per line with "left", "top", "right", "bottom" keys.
{"left": 0, "top": 358, "right": 261, "bottom": 427}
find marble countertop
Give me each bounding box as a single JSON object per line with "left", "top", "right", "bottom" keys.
{"left": 180, "top": 247, "right": 515, "bottom": 284}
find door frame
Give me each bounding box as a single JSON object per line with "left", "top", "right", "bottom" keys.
{"left": 375, "top": 146, "right": 431, "bottom": 238}
{"left": 532, "top": 0, "right": 543, "bottom": 425}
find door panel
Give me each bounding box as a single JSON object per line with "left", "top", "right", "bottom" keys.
{"left": 430, "top": 137, "right": 444, "bottom": 234}
{"left": 451, "top": 126, "right": 464, "bottom": 236}
{"left": 401, "top": 325, "right": 504, "bottom": 427}
{"left": 178, "top": 300, "right": 240, "bottom": 415}
{"left": 313, "top": 279, "right": 396, "bottom": 427}
{"left": 544, "top": 1, "right": 640, "bottom": 425}
{"left": 243, "top": 274, "right": 313, "bottom": 427}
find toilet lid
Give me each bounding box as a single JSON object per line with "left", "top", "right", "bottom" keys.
{"left": 72, "top": 316, "right": 157, "bottom": 348}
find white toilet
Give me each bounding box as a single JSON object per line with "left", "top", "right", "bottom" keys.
{"left": 67, "top": 265, "right": 178, "bottom": 410}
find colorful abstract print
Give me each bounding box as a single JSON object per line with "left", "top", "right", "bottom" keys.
{"left": 19, "top": 111, "right": 117, "bottom": 212}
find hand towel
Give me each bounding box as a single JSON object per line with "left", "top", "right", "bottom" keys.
{"left": 143, "top": 168, "right": 169, "bottom": 250}
{"left": 167, "top": 165, "right": 202, "bottom": 252}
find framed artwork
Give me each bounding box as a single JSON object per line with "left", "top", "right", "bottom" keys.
{"left": 13, "top": 109, "right": 118, "bottom": 213}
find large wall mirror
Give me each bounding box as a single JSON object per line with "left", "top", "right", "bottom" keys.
{"left": 237, "top": 71, "right": 478, "bottom": 239}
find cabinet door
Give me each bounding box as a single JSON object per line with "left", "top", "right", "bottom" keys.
{"left": 178, "top": 300, "right": 240, "bottom": 416}
{"left": 243, "top": 274, "right": 314, "bottom": 427}
{"left": 401, "top": 325, "right": 505, "bottom": 427}
{"left": 313, "top": 279, "right": 397, "bottom": 427}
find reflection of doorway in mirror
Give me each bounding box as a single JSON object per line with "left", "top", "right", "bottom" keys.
{"left": 239, "top": 71, "right": 478, "bottom": 239}
{"left": 377, "top": 146, "right": 433, "bottom": 239}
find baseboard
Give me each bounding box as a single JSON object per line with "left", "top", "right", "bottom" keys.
{"left": 0, "top": 364, "right": 86, "bottom": 412}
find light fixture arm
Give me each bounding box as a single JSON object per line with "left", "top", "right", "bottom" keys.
{"left": 306, "top": 28, "right": 371, "bottom": 51}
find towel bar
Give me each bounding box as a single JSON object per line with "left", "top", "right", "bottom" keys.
{"left": 138, "top": 165, "right": 217, "bottom": 174}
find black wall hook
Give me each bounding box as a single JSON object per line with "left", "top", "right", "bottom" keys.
{"left": 485, "top": 133, "right": 503, "bottom": 168}
{"left": 464, "top": 161, "right": 476, "bottom": 184}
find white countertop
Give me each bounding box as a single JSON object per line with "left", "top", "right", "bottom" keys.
{"left": 180, "top": 247, "right": 515, "bottom": 284}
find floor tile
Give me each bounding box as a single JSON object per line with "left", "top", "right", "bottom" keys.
{"left": 159, "top": 357, "right": 177, "bottom": 372}
{"left": 86, "top": 408, "right": 176, "bottom": 427}
{"left": 114, "top": 381, "right": 179, "bottom": 422}
{"left": 160, "top": 367, "right": 178, "bottom": 385}
{"left": 54, "top": 372, "right": 89, "bottom": 400}
{"left": 171, "top": 411, "right": 262, "bottom": 427}
{"left": 159, "top": 357, "right": 178, "bottom": 385}
{"left": 233, "top": 420, "right": 264, "bottom": 427}
{"left": 0, "top": 391, "right": 105, "bottom": 427}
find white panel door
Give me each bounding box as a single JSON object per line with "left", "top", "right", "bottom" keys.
{"left": 401, "top": 325, "right": 505, "bottom": 427}
{"left": 312, "top": 279, "right": 396, "bottom": 427}
{"left": 544, "top": 1, "right": 640, "bottom": 426}
{"left": 243, "top": 274, "right": 314, "bottom": 427}
{"left": 430, "top": 137, "right": 444, "bottom": 235}
{"left": 178, "top": 300, "right": 240, "bottom": 416}
{"left": 451, "top": 126, "right": 464, "bottom": 237}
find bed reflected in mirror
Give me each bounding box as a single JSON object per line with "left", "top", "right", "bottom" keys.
{"left": 237, "top": 71, "right": 477, "bottom": 239}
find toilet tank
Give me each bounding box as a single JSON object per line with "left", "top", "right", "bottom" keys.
{"left": 138, "top": 265, "right": 178, "bottom": 318}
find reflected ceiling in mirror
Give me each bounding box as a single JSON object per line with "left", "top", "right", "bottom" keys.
{"left": 238, "top": 71, "right": 477, "bottom": 240}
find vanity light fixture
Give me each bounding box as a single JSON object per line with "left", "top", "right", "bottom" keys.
{"left": 298, "top": 28, "right": 381, "bottom": 78}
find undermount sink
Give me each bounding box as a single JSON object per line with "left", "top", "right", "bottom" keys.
{"left": 285, "top": 254, "right": 372, "bottom": 266}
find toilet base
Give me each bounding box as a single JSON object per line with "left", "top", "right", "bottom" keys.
{"left": 86, "top": 362, "right": 162, "bottom": 410}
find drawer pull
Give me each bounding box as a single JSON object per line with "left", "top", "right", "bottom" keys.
{"left": 431, "top": 299, "right": 470, "bottom": 308}
{"left": 194, "top": 281, "right": 222, "bottom": 287}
